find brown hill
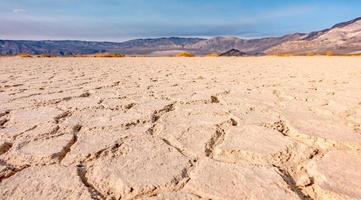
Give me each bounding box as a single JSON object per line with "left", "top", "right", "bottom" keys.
{"left": 267, "top": 17, "right": 361, "bottom": 55}
{"left": 219, "top": 49, "right": 247, "bottom": 56}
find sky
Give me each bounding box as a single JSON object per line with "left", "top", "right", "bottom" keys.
{"left": 1, "top": 0, "right": 361, "bottom": 42}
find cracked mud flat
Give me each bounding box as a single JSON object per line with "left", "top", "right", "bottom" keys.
{"left": 0, "top": 57, "right": 361, "bottom": 200}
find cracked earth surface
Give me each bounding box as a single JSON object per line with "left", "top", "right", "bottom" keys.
{"left": 0, "top": 57, "right": 361, "bottom": 200}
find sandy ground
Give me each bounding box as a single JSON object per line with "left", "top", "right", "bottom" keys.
{"left": 0, "top": 57, "right": 360, "bottom": 200}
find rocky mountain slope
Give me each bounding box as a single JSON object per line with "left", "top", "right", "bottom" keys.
{"left": 1, "top": 17, "right": 360, "bottom": 56}
{"left": 219, "top": 49, "right": 247, "bottom": 56}
{"left": 186, "top": 34, "right": 305, "bottom": 54}
{"left": 267, "top": 17, "right": 361, "bottom": 55}
{"left": 0, "top": 38, "right": 205, "bottom": 56}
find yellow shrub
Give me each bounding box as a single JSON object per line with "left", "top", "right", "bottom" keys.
{"left": 206, "top": 53, "right": 219, "bottom": 57}
{"left": 307, "top": 52, "right": 316, "bottom": 56}
{"left": 326, "top": 51, "right": 335, "bottom": 56}
{"left": 275, "top": 53, "right": 292, "bottom": 57}
{"left": 94, "top": 53, "right": 125, "bottom": 58}
{"left": 18, "top": 53, "right": 33, "bottom": 58}
{"left": 176, "top": 52, "right": 195, "bottom": 57}
{"left": 38, "top": 54, "right": 52, "bottom": 58}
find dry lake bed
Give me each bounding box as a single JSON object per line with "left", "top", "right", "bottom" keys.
{"left": 0, "top": 57, "right": 361, "bottom": 200}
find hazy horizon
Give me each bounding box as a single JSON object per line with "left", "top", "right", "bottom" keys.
{"left": 1, "top": 0, "right": 361, "bottom": 42}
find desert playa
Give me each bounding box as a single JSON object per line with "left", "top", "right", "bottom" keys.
{"left": 0, "top": 57, "right": 361, "bottom": 200}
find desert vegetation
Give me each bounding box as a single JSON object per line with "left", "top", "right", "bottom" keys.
{"left": 206, "top": 53, "right": 220, "bottom": 57}
{"left": 94, "top": 53, "right": 126, "bottom": 58}
{"left": 325, "top": 51, "right": 335, "bottom": 56}
{"left": 307, "top": 52, "right": 316, "bottom": 56}
{"left": 17, "top": 53, "right": 33, "bottom": 58}
{"left": 274, "top": 53, "right": 293, "bottom": 57}
{"left": 176, "top": 52, "right": 195, "bottom": 57}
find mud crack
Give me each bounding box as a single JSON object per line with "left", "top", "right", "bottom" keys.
{"left": 151, "top": 102, "right": 176, "bottom": 123}
{"left": 0, "top": 160, "right": 30, "bottom": 183}
{"left": 262, "top": 120, "right": 326, "bottom": 199}
{"left": 58, "top": 125, "right": 82, "bottom": 163}
{"left": 0, "top": 109, "right": 10, "bottom": 118}
{"left": 122, "top": 119, "right": 148, "bottom": 130}
{"left": 77, "top": 164, "right": 105, "bottom": 200}
{"left": 54, "top": 111, "right": 71, "bottom": 124}
{"left": 147, "top": 102, "right": 177, "bottom": 135}
{"left": 274, "top": 166, "right": 314, "bottom": 200}
{"left": 205, "top": 118, "right": 238, "bottom": 158}
{"left": 12, "top": 125, "right": 38, "bottom": 140}
{"left": 131, "top": 159, "right": 198, "bottom": 199}
{"left": 0, "top": 142, "right": 12, "bottom": 155}
{"left": 0, "top": 118, "right": 8, "bottom": 128}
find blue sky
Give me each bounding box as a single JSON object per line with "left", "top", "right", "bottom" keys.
{"left": 1, "top": 0, "right": 361, "bottom": 41}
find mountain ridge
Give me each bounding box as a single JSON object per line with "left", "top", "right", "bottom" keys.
{"left": 267, "top": 17, "right": 361, "bottom": 54}
{"left": 1, "top": 17, "right": 361, "bottom": 56}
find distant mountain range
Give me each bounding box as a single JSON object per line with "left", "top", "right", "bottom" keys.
{"left": 266, "top": 17, "right": 361, "bottom": 55}
{"left": 1, "top": 17, "right": 361, "bottom": 56}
